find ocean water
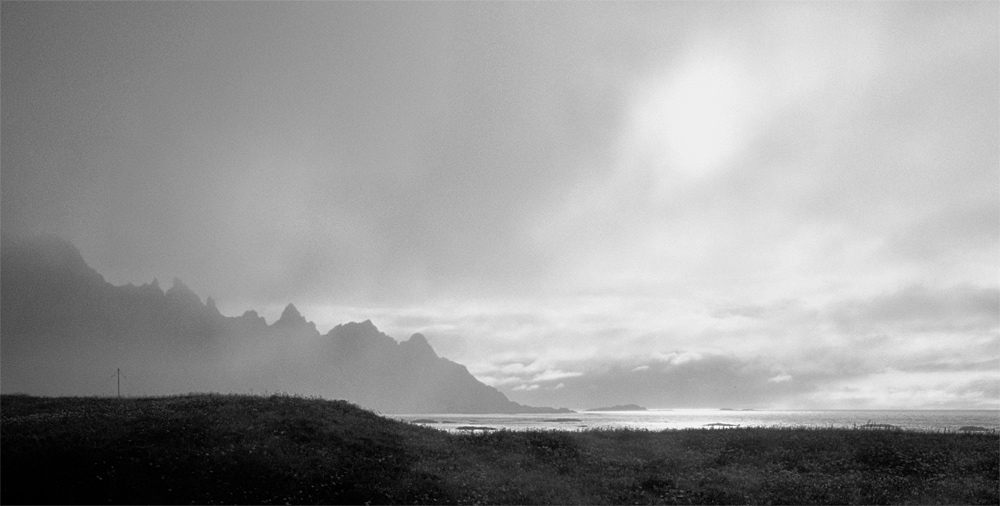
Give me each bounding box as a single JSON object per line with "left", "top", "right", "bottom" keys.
{"left": 391, "top": 409, "right": 1000, "bottom": 433}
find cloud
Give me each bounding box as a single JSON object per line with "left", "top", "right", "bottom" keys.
{"left": 286, "top": 279, "right": 998, "bottom": 410}
{"left": 529, "top": 3, "right": 997, "bottom": 306}
{"left": 2, "top": 3, "right": 995, "bottom": 410}
{"left": 530, "top": 369, "right": 584, "bottom": 383}
{"left": 829, "top": 285, "right": 1000, "bottom": 334}
{"left": 498, "top": 352, "right": 804, "bottom": 410}
{"left": 801, "top": 368, "right": 1000, "bottom": 410}
{"left": 496, "top": 344, "right": 999, "bottom": 410}
{"left": 651, "top": 351, "right": 703, "bottom": 367}
{"left": 907, "top": 357, "right": 1000, "bottom": 374}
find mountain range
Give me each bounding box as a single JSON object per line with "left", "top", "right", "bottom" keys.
{"left": 0, "top": 234, "right": 571, "bottom": 414}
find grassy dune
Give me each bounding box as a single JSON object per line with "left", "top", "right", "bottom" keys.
{"left": 2, "top": 394, "right": 997, "bottom": 505}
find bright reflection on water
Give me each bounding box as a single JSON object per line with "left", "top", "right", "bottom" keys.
{"left": 391, "top": 410, "right": 1000, "bottom": 433}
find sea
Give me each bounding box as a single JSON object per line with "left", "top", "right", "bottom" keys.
{"left": 390, "top": 409, "right": 1000, "bottom": 433}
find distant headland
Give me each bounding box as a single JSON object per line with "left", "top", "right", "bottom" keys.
{"left": 586, "top": 404, "right": 648, "bottom": 412}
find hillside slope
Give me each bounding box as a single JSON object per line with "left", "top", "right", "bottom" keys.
{"left": 0, "top": 234, "right": 569, "bottom": 413}
{"left": 2, "top": 394, "right": 997, "bottom": 505}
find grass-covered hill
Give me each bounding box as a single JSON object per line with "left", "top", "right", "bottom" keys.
{"left": 2, "top": 394, "right": 997, "bottom": 505}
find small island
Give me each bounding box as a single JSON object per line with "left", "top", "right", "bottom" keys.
{"left": 585, "top": 404, "right": 648, "bottom": 412}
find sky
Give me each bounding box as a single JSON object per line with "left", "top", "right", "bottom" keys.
{"left": 2, "top": 1, "right": 998, "bottom": 410}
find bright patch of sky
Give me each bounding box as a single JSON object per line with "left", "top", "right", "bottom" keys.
{"left": 3, "top": 2, "right": 996, "bottom": 409}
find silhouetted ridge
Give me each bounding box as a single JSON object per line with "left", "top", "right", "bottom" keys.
{"left": 331, "top": 319, "right": 379, "bottom": 334}
{"left": 234, "top": 309, "right": 268, "bottom": 332}
{"left": 1, "top": 233, "right": 104, "bottom": 285}
{"left": 280, "top": 303, "right": 303, "bottom": 321}
{"left": 166, "top": 278, "right": 202, "bottom": 307}
{"left": 587, "top": 404, "right": 648, "bottom": 412}
{"left": 206, "top": 296, "right": 220, "bottom": 315}
{"left": 122, "top": 279, "right": 164, "bottom": 298}
{"left": 273, "top": 303, "right": 318, "bottom": 335}
{"left": 330, "top": 319, "right": 392, "bottom": 343}
{"left": 0, "top": 234, "right": 574, "bottom": 413}
{"left": 400, "top": 333, "right": 438, "bottom": 359}
{"left": 1, "top": 234, "right": 112, "bottom": 343}
{"left": 327, "top": 319, "right": 397, "bottom": 358}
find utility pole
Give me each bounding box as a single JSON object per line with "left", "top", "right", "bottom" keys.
{"left": 109, "top": 368, "right": 126, "bottom": 398}
{"left": 114, "top": 368, "right": 126, "bottom": 398}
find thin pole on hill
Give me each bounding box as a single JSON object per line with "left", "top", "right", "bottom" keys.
{"left": 114, "top": 368, "right": 126, "bottom": 398}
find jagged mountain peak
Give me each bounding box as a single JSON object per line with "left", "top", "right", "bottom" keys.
{"left": 1, "top": 235, "right": 572, "bottom": 413}
{"left": 356, "top": 319, "right": 378, "bottom": 331}
{"left": 280, "top": 303, "right": 303, "bottom": 320}
{"left": 273, "top": 303, "right": 318, "bottom": 334}
{"left": 165, "top": 278, "right": 204, "bottom": 308}
{"left": 407, "top": 332, "right": 429, "bottom": 345}
{"left": 239, "top": 309, "right": 268, "bottom": 326}
{"left": 327, "top": 320, "right": 397, "bottom": 352}
{"left": 331, "top": 319, "right": 381, "bottom": 335}
{"left": 400, "top": 332, "right": 438, "bottom": 359}
{"left": 1, "top": 233, "right": 104, "bottom": 283}
{"left": 165, "top": 277, "right": 201, "bottom": 305}
{"left": 206, "top": 296, "right": 220, "bottom": 314}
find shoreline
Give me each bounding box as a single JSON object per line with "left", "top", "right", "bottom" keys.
{"left": 3, "top": 393, "right": 998, "bottom": 505}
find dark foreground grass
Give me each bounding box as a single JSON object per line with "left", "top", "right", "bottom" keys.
{"left": 2, "top": 394, "right": 997, "bottom": 505}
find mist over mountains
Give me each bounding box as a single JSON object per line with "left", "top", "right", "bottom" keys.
{"left": 0, "top": 235, "right": 571, "bottom": 414}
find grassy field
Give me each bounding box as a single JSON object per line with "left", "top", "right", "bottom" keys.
{"left": 2, "top": 394, "right": 997, "bottom": 505}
